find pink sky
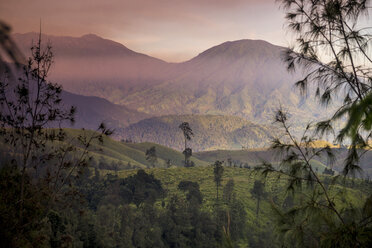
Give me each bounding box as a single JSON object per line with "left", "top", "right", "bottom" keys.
{"left": 0, "top": 0, "right": 289, "bottom": 62}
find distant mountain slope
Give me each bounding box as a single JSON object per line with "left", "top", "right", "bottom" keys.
{"left": 13, "top": 33, "right": 174, "bottom": 102}
{"left": 121, "top": 39, "right": 332, "bottom": 124}
{"left": 61, "top": 91, "right": 149, "bottom": 130}
{"left": 118, "top": 114, "right": 278, "bottom": 151}
{"left": 0, "top": 61, "right": 149, "bottom": 131}
{"left": 13, "top": 34, "right": 333, "bottom": 127}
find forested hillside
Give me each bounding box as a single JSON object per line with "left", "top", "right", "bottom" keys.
{"left": 3, "top": 165, "right": 369, "bottom": 247}
{"left": 61, "top": 91, "right": 149, "bottom": 129}
{"left": 119, "top": 115, "right": 277, "bottom": 151}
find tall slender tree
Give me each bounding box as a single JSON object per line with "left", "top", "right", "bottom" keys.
{"left": 213, "top": 160, "right": 224, "bottom": 202}
{"left": 179, "top": 122, "right": 193, "bottom": 167}
{"left": 223, "top": 178, "right": 235, "bottom": 204}
{"left": 145, "top": 146, "right": 157, "bottom": 168}
{"left": 250, "top": 180, "right": 266, "bottom": 217}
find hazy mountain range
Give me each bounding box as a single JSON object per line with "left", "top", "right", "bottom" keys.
{"left": 12, "top": 33, "right": 335, "bottom": 150}
{"left": 13, "top": 33, "right": 172, "bottom": 100}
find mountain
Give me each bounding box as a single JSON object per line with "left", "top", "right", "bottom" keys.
{"left": 61, "top": 91, "right": 149, "bottom": 130}
{"left": 13, "top": 33, "right": 174, "bottom": 102}
{"left": 120, "top": 39, "right": 331, "bottom": 125}
{"left": 118, "top": 114, "right": 278, "bottom": 151}
{"left": 0, "top": 61, "right": 149, "bottom": 131}
{"left": 13, "top": 34, "right": 332, "bottom": 126}
{"left": 12, "top": 33, "right": 341, "bottom": 148}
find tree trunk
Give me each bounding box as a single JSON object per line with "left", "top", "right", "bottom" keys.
{"left": 217, "top": 185, "right": 219, "bottom": 202}
{"left": 184, "top": 137, "right": 187, "bottom": 166}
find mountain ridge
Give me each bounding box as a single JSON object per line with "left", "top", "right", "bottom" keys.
{"left": 61, "top": 91, "right": 149, "bottom": 130}
{"left": 13, "top": 32, "right": 167, "bottom": 61}
{"left": 12, "top": 32, "right": 175, "bottom": 102}
{"left": 12, "top": 33, "right": 336, "bottom": 144}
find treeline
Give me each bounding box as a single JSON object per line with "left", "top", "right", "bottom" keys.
{"left": 0, "top": 166, "right": 272, "bottom": 247}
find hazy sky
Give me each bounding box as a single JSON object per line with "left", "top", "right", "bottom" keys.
{"left": 0, "top": 0, "right": 288, "bottom": 62}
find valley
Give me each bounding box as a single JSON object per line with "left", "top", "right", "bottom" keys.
{"left": 12, "top": 33, "right": 340, "bottom": 151}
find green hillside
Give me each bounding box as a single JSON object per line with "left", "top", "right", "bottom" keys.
{"left": 2, "top": 128, "right": 371, "bottom": 247}
{"left": 0, "top": 129, "right": 208, "bottom": 170}
{"left": 3, "top": 128, "right": 369, "bottom": 175}
{"left": 195, "top": 147, "right": 372, "bottom": 175}
{"left": 125, "top": 142, "right": 209, "bottom": 167}
{"left": 65, "top": 129, "right": 210, "bottom": 169}
{"left": 117, "top": 166, "right": 370, "bottom": 209}
{"left": 112, "top": 166, "right": 371, "bottom": 247}
{"left": 195, "top": 148, "right": 328, "bottom": 171}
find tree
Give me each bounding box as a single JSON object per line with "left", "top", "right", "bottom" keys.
{"left": 182, "top": 147, "right": 194, "bottom": 167}
{"left": 0, "top": 20, "right": 24, "bottom": 72}
{"left": 178, "top": 180, "right": 203, "bottom": 205}
{"left": 166, "top": 159, "right": 171, "bottom": 168}
{"left": 213, "top": 160, "right": 224, "bottom": 202}
{"left": 262, "top": 1, "right": 372, "bottom": 245}
{"left": 323, "top": 167, "right": 335, "bottom": 176}
{"left": 119, "top": 169, "right": 165, "bottom": 207}
{"left": 145, "top": 146, "right": 157, "bottom": 168}
{"left": 250, "top": 180, "right": 266, "bottom": 217}
{"left": 257, "top": 109, "right": 372, "bottom": 247}
{"left": 179, "top": 122, "right": 193, "bottom": 167}
{"left": 280, "top": 0, "right": 372, "bottom": 174}
{"left": 282, "top": 195, "right": 294, "bottom": 210}
{"left": 0, "top": 32, "right": 111, "bottom": 246}
{"left": 228, "top": 198, "right": 247, "bottom": 241}
{"left": 223, "top": 178, "right": 235, "bottom": 204}
{"left": 227, "top": 157, "right": 233, "bottom": 167}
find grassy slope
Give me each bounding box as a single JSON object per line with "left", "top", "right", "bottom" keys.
{"left": 0, "top": 129, "right": 209, "bottom": 169}
{"left": 3, "top": 128, "right": 368, "bottom": 176}
{"left": 125, "top": 142, "right": 209, "bottom": 167}
{"left": 63, "top": 129, "right": 209, "bottom": 168}
{"left": 195, "top": 149, "right": 329, "bottom": 172}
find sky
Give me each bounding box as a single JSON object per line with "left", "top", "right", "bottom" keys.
{"left": 0, "top": 0, "right": 289, "bottom": 62}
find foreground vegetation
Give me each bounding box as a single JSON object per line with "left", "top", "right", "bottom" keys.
{"left": 1, "top": 164, "right": 370, "bottom": 247}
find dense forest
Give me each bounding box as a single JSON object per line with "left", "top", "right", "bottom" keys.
{"left": 2, "top": 163, "right": 371, "bottom": 247}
